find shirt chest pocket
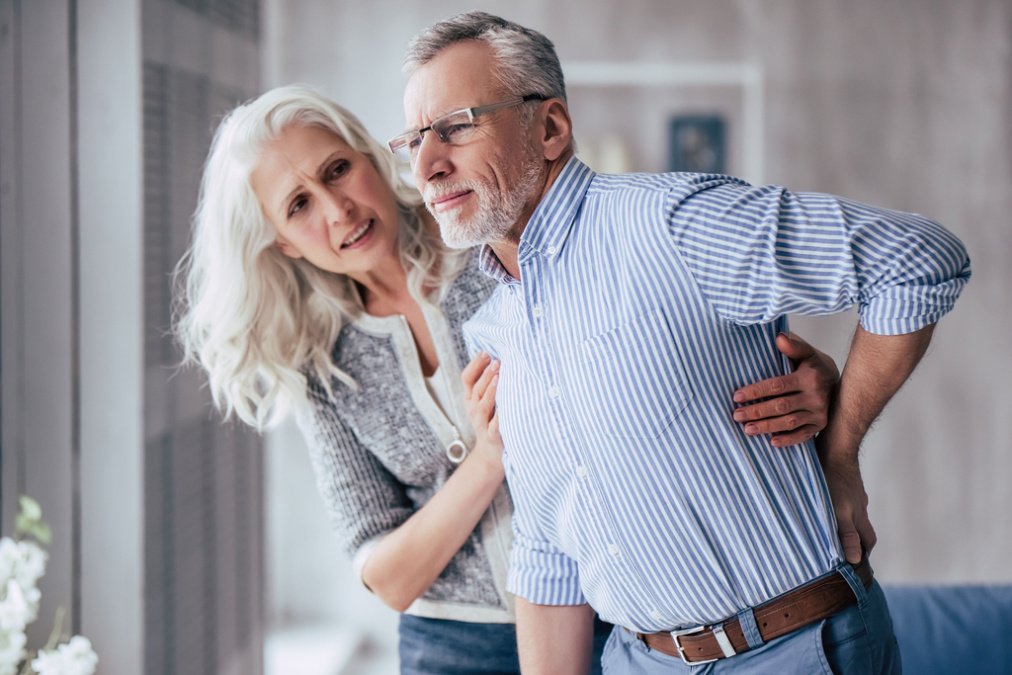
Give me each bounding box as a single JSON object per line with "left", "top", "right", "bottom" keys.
{"left": 577, "top": 308, "right": 693, "bottom": 439}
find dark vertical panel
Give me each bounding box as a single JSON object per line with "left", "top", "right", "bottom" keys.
{"left": 141, "top": 3, "right": 263, "bottom": 669}
{"left": 172, "top": 419, "right": 208, "bottom": 674}
{"left": 144, "top": 435, "right": 172, "bottom": 675}
{"left": 0, "top": 0, "right": 25, "bottom": 530}
{"left": 143, "top": 62, "right": 170, "bottom": 372}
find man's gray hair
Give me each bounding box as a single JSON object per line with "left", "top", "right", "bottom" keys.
{"left": 403, "top": 11, "right": 567, "bottom": 103}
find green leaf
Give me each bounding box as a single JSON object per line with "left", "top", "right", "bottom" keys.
{"left": 14, "top": 495, "right": 52, "bottom": 544}
{"left": 18, "top": 495, "right": 42, "bottom": 521}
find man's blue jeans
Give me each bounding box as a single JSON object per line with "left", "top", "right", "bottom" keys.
{"left": 601, "top": 569, "right": 901, "bottom": 674}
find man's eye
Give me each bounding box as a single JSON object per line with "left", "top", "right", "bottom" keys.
{"left": 441, "top": 123, "right": 474, "bottom": 141}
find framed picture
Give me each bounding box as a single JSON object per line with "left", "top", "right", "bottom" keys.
{"left": 563, "top": 61, "right": 763, "bottom": 183}
{"left": 668, "top": 115, "right": 726, "bottom": 174}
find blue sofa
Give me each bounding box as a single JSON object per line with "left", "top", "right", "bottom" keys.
{"left": 882, "top": 585, "right": 1012, "bottom": 674}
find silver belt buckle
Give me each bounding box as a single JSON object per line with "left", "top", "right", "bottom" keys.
{"left": 670, "top": 625, "right": 718, "bottom": 665}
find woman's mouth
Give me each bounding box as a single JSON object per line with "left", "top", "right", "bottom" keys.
{"left": 341, "top": 220, "right": 374, "bottom": 249}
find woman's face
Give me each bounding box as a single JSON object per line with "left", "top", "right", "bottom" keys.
{"left": 250, "top": 124, "right": 401, "bottom": 280}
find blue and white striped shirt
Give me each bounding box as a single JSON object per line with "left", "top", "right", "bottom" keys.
{"left": 463, "top": 157, "right": 970, "bottom": 632}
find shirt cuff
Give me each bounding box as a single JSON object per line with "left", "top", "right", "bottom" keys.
{"left": 506, "top": 533, "right": 585, "bottom": 605}
{"left": 859, "top": 277, "right": 968, "bottom": 335}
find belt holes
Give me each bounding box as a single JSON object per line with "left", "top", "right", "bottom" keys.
{"left": 783, "top": 613, "right": 790, "bottom": 619}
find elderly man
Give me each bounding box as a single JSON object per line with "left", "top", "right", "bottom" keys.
{"left": 391, "top": 11, "right": 970, "bottom": 674}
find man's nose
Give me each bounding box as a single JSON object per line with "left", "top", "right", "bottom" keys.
{"left": 413, "top": 131, "right": 452, "bottom": 186}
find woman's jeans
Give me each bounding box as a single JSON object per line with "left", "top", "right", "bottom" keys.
{"left": 399, "top": 613, "right": 613, "bottom": 675}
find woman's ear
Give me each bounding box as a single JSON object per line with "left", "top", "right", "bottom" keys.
{"left": 274, "top": 235, "right": 303, "bottom": 260}
{"left": 538, "top": 99, "right": 573, "bottom": 162}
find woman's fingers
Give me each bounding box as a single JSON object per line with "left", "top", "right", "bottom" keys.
{"left": 470, "top": 359, "right": 500, "bottom": 403}
{"left": 461, "top": 351, "right": 491, "bottom": 393}
{"left": 476, "top": 372, "right": 499, "bottom": 421}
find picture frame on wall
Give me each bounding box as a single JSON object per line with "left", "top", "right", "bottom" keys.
{"left": 668, "top": 114, "right": 726, "bottom": 174}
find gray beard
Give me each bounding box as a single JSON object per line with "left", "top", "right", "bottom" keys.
{"left": 435, "top": 154, "right": 543, "bottom": 249}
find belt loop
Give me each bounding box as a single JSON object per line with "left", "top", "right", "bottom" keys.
{"left": 836, "top": 560, "right": 869, "bottom": 610}
{"left": 736, "top": 606, "right": 765, "bottom": 650}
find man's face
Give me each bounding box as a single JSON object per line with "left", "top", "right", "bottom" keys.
{"left": 402, "top": 40, "right": 544, "bottom": 248}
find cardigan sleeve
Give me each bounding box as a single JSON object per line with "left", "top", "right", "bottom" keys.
{"left": 295, "top": 383, "right": 415, "bottom": 561}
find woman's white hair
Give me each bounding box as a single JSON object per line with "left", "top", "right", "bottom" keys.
{"left": 174, "top": 84, "right": 468, "bottom": 430}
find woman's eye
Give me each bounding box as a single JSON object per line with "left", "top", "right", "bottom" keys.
{"left": 327, "top": 159, "right": 350, "bottom": 180}
{"left": 287, "top": 196, "right": 308, "bottom": 218}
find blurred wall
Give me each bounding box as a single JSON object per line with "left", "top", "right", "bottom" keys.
{"left": 2, "top": 1, "right": 266, "bottom": 673}
{"left": 263, "top": 0, "right": 1012, "bottom": 635}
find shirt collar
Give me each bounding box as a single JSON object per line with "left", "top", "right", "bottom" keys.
{"left": 476, "top": 156, "right": 595, "bottom": 283}
{"left": 519, "top": 156, "right": 595, "bottom": 262}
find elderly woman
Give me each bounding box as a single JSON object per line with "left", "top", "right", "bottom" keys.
{"left": 174, "top": 84, "right": 839, "bottom": 675}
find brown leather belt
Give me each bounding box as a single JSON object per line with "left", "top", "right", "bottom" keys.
{"left": 637, "top": 561, "right": 874, "bottom": 664}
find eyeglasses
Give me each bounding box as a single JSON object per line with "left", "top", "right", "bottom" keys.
{"left": 388, "top": 94, "right": 547, "bottom": 164}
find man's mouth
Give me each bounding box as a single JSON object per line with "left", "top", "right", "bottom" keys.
{"left": 341, "top": 220, "right": 374, "bottom": 249}
{"left": 428, "top": 190, "right": 473, "bottom": 212}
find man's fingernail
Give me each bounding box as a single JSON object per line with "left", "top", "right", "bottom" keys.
{"left": 733, "top": 391, "right": 745, "bottom": 402}
{"left": 732, "top": 410, "right": 745, "bottom": 421}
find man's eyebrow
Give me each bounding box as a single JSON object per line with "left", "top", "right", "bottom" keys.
{"left": 403, "top": 105, "right": 468, "bottom": 133}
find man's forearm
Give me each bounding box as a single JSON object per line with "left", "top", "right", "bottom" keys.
{"left": 822, "top": 323, "right": 935, "bottom": 456}
{"left": 516, "top": 597, "right": 594, "bottom": 675}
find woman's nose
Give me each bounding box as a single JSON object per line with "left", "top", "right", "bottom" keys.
{"left": 322, "top": 188, "right": 354, "bottom": 225}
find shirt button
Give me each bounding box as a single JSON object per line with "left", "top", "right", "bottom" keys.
{"left": 608, "top": 544, "right": 620, "bottom": 557}
{"left": 576, "top": 465, "right": 588, "bottom": 478}
{"left": 532, "top": 305, "right": 544, "bottom": 318}
{"left": 650, "top": 610, "right": 664, "bottom": 621}
{"left": 548, "top": 386, "right": 561, "bottom": 399}
{"left": 546, "top": 245, "right": 557, "bottom": 255}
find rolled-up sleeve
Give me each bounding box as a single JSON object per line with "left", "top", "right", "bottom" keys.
{"left": 666, "top": 177, "right": 972, "bottom": 335}
{"left": 506, "top": 516, "right": 586, "bottom": 606}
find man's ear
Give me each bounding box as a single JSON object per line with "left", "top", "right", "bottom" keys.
{"left": 538, "top": 99, "right": 573, "bottom": 162}
{"left": 274, "top": 235, "right": 303, "bottom": 260}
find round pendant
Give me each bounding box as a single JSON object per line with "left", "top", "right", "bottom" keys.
{"left": 446, "top": 440, "right": 468, "bottom": 464}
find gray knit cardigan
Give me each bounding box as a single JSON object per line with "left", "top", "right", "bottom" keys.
{"left": 296, "top": 262, "right": 516, "bottom": 623}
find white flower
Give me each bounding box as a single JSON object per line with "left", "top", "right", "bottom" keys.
{"left": 13, "top": 541, "right": 46, "bottom": 591}
{"left": 31, "top": 636, "right": 98, "bottom": 675}
{"left": 0, "top": 539, "right": 18, "bottom": 586}
{"left": 0, "top": 580, "right": 37, "bottom": 631}
{"left": 0, "top": 629, "right": 26, "bottom": 675}
{"left": 0, "top": 538, "right": 47, "bottom": 594}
